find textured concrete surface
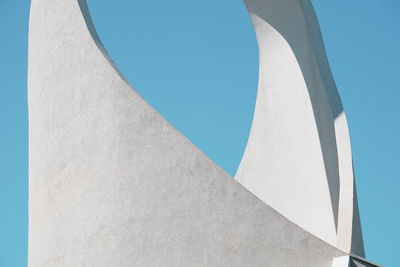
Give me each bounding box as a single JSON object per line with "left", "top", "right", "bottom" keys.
{"left": 236, "top": 0, "right": 364, "bottom": 255}
{"left": 332, "top": 256, "right": 383, "bottom": 267}
{"left": 28, "top": 0, "right": 382, "bottom": 266}
{"left": 28, "top": 0, "right": 346, "bottom": 266}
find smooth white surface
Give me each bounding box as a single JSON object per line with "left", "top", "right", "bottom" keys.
{"left": 236, "top": 11, "right": 337, "bottom": 246}
{"left": 332, "top": 256, "right": 350, "bottom": 267}
{"left": 236, "top": 0, "right": 364, "bottom": 255}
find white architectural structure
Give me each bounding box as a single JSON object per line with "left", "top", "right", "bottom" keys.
{"left": 236, "top": 0, "right": 364, "bottom": 255}
{"left": 28, "top": 0, "right": 381, "bottom": 266}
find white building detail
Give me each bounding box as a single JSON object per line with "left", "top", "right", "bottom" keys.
{"left": 28, "top": 0, "right": 381, "bottom": 266}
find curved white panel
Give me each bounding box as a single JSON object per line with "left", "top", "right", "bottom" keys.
{"left": 236, "top": 11, "right": 337, "bottom": 246}
{"left": 236, "top": 0, "right": 364, "bottom": 255}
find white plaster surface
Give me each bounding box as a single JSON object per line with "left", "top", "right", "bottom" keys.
{"left": 236, "top": 0, "right": 364, "bottom": 255}
{"left": 28, "top": 0, "right": 347, "bottom": 266}
{"left": 331, "top": 256, "right": 383, "bottom": 267}
{"left": 332, "top": 256, "right": 351, "bottom": 267}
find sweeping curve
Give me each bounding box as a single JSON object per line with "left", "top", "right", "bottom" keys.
{"left": 236, "top": 0, "right": 364, "bottom": 256}
{"left": 28, "top": 0, "right": 373, "bottom": 266}
{"left": 28, "top": 0, "right": 346, "bottom": 266}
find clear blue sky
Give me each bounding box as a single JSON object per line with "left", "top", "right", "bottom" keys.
{"left": 0, "top": 0, "right": 399, "bottom": 266}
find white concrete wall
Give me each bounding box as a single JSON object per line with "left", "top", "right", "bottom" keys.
{"left": 28, "top": 0, "right": 345, "bottom": 266}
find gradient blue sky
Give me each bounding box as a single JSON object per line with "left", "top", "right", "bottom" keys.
{"left": 0, "top": 0, "right": 399, "bottom": 266}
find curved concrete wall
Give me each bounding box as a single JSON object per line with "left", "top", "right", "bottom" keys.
{"left": 28, "top": 0, "right": 345, "bottom": 266}
{"left": 236, "top": 0, "right": 364, "bottom": 256}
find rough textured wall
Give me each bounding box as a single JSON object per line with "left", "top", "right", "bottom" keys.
{"left": 28, "top": 0, "right": 344, "bottom": 266}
